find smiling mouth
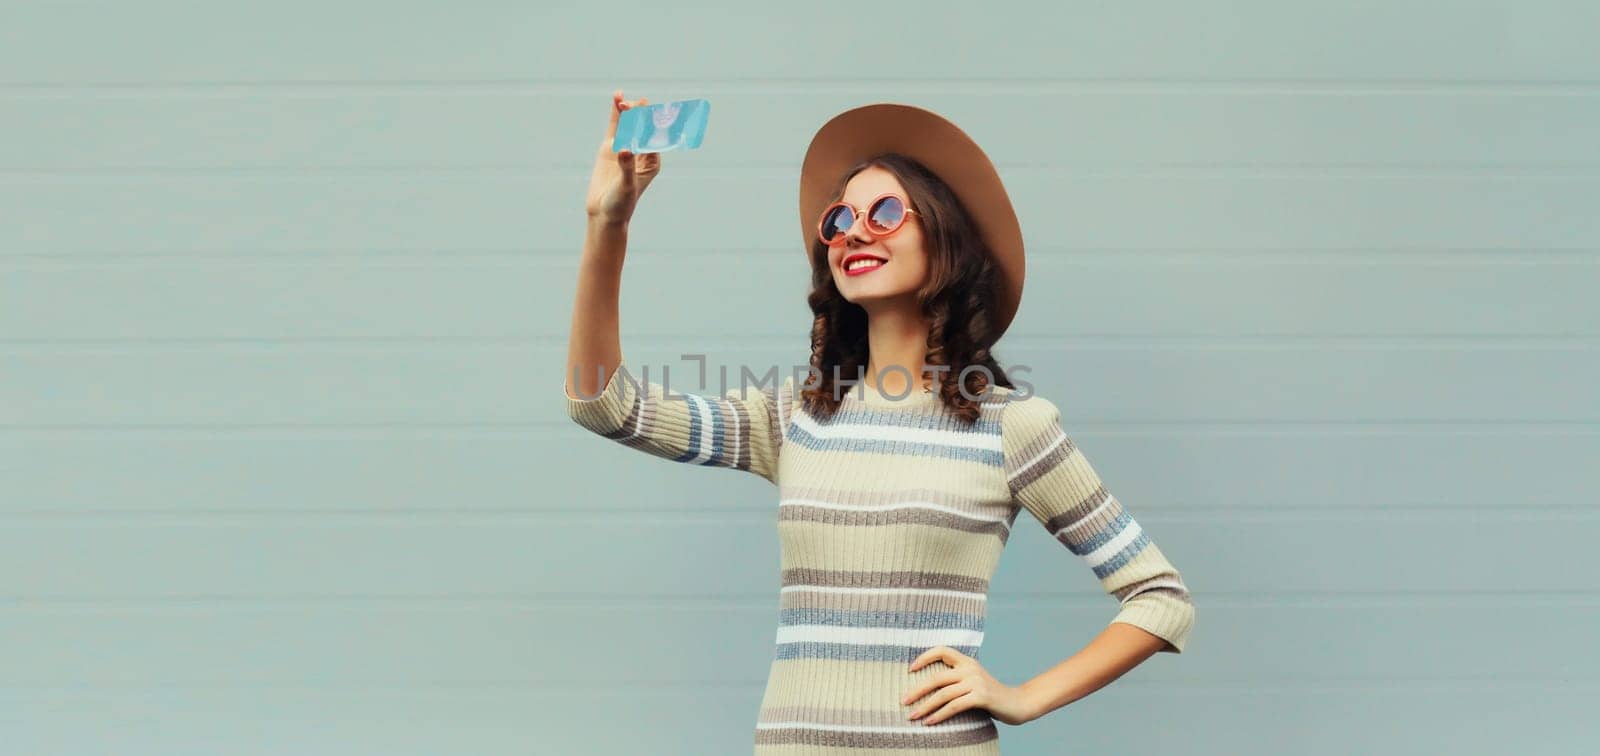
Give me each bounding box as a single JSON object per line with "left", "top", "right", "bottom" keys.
{"left": 843, "top": 255, "right": 888, "bottom": 275}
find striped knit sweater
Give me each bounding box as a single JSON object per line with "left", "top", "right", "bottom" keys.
{"left": 564, "top": 363, "right": 1195, "bottom": 754}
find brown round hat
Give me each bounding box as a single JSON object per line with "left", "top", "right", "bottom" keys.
{"left": 798, "top": 102, "right": 1026, "bottom": 340}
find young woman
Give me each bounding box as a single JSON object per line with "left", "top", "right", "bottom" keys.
{"left": 564, "top": 90, "right": 1195, "bottom": 755}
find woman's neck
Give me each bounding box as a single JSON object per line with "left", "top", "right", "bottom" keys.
{"left": 862, "top": 307, "right": 933, "bottom": 394}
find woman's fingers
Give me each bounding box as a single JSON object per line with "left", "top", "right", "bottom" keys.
{"left": 606, "top": 92, "right": 658, "bottom": 181}
{"left": 606, "top": 89, "right": 625, "bottom": 138}
{"left": 616, "top": 149, "right": 637, "bottom": 192}
{"left": 604, "top": 92, "right": 653, "bottom": 155}
{"left": 636, "top": 150, "right": 660, "bottom": 176}
{"left": 603, "top": 90, "right": 649, "bottom": 153}
{"left": 600, "top": 90, "right": 626, "bottom": 153}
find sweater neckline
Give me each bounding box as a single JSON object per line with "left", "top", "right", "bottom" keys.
{"left": 843, "top": 381, "right": 941, "bottom": 408}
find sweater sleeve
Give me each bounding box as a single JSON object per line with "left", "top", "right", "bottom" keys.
{"left": 563, "top": 361, "right": 791, "bottom": 486}
{"left": 1000, "top": 392, "right": 1195, "bottom": 654}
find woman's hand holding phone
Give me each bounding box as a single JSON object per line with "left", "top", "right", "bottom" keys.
{"left": 586, "top": 89, "right": 663, "bottom": 225}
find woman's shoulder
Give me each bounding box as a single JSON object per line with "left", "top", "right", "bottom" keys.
{"left": 988, "top": 383, "right": 1064, "bottom": 437}
{"left": 772, "top": 373, "right": 805, "bottom": 430}
{"left": 985, "top": 382, "right": 1054, "bottom": 406}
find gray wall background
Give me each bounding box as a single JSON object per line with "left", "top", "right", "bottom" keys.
{"left": 3, "top": 1, "right": 1597, "bottom": 754}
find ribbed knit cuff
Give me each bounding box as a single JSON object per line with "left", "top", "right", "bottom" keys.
{"left": 564, "top": 363, "right": 635, "bottom": 435}
{"left": 1110, "top": 591, "right": 1195, "bottom": 654}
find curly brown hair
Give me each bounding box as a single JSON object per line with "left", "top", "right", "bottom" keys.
{"left": 799, "top": 152, "right": 1013, "bottom": 426}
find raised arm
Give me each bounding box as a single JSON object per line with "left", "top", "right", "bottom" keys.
{"left": 564, "top": 89, "right": 660, "bottom": 403}
{"left": 562, "top": 90, "right": 790, "bottom": 484}
{"left": 1000, "top": 392, "right": 1196, "bottom": 654}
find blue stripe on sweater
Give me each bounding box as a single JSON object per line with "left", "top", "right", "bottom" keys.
{"left": 1066, "top": 505, "right": 1137, "bottom": 557}
{"left": 784, "top": 422, "right": 1003, "bottom": 467}
{"left": 778, "top": 608, "right": 985, "bottom": 631}
{"left": 671, "top": 393, "right": 708, "bottom": 464}
{"left": 774, "top": 642, "right": 983, "bottom": 663}
{"left": 699, "top": 394, "right": 727, "bottom": 466}
{"left": 827, "top": 405, "right": 1004, "bottom": 435}
{"left": 1092, "top": 531, "right": 1152, "bottom": 579}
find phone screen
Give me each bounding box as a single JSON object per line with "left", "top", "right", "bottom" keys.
{"left": 612, "top": 98, "right": 711, "bottom": 154}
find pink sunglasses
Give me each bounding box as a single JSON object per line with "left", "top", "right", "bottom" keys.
{"left": 817, "top": 193, "right": 921, "bottom": 246}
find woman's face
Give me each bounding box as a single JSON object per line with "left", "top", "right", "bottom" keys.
{"left": 825, "top": 166, "right": 930, "bottom": 310}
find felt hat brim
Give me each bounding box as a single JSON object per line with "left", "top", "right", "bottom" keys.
{"left": 799, "top": 102, "right": 1025, "bottom": 341}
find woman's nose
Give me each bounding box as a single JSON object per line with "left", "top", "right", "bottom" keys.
{"left": 844, "top": 213, "right": 873, "bottom": 245}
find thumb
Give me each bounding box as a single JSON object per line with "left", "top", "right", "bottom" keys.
{"left": 616, "top": 149, "right": 637, "bottom": 188}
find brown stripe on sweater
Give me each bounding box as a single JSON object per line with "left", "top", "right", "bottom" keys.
{"left": 1041, "top": 484, "right": 1116, "bottom": 537}
{"left": 779, "top": 502, "right": 1011, "bottom": 541}
{"left": 754, "top": 718, "right": 998, "bottom": 748}
{"left": 1007, "top": 430, "right": 1075, "bottom": 496}
{"left": 779, "top": 587, "right": 989, "bottom": 615}
{"left": 759, "top": 705, "right": 994, "bottom": 729}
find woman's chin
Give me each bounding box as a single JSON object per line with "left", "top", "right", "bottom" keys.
{"left": 837, "top": 282, "right": 916, "bottom": 309}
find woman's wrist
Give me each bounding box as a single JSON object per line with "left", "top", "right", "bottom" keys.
{"left": 587, "top": 212, "right": 629, "bottom": 231}
{"left": 1015, "top": 679, "right": 1052, "bottom": 723}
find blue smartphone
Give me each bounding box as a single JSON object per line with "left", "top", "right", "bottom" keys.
{"left": 612, "top": 98, "right": 711, "bottom": 154}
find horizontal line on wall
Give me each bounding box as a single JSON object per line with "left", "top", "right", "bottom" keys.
{"left": 0, "top": 507, "right": 1592, "bottom": 522}
{"left": 1, "top": 592, "right": 1598, "bottom": 611}
{"left": 4, "top": 422, "right": 1599, "bottom": 438}
{"left": 559, "top": 160, "right": 1600, "bottom": 177}
{"left": 1, "top": 681, "right": 1598, "bottom": 693}
{"left": 4, "top": 77, "right": 1600, "bottom": 96}
{"left": 5, "top": 248, "right": 1599, "bottom": 264}
{"left": 4, "top": 335, "right": 1600, "bottom": 349}
{"left": 5, "top": 164, "right": 1600, "bottom": 179}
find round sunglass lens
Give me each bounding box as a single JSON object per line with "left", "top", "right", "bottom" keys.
{"left": 867, "top": 196, "right": 906, "bottom": 233}
{"left": 821, "top": 205, "right": 855, "bottom": 242}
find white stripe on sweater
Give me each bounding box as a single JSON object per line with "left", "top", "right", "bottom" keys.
{"left": 790, "top": 412, "right": 1001, "bottom": 451}
{"left": 775, "top": 624, "right": 984, "bottom": 648}
{"left": 1083, "top": 517, "right": 1144, "bottom": 570}
{"left": 1048, "top": 491, "right": 1118, "bottom": 541}
{"left": 779, "top": 585, "right": 986, "bottom": 601}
